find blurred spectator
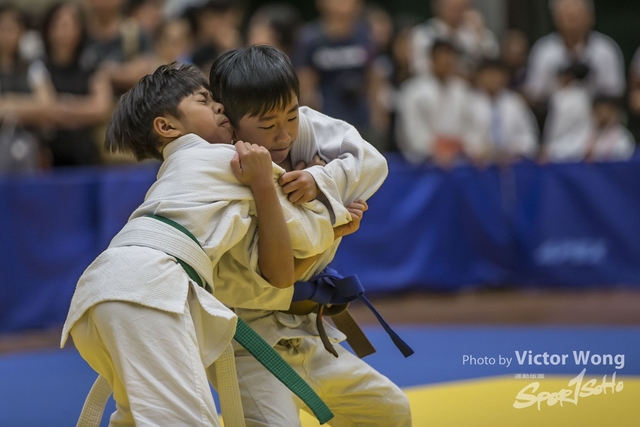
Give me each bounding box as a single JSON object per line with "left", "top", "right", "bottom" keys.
{"left": 82, "top": 0, "right": 154, "bottom": 93}
{"left": 542, "top": 62, "right": 592, "bottom": 162}
{"left": 470, "top": 59, "right": 538, "bottom": 163}
{"left": 164, "top": 0, "right": 206, "bottom": 20}
{"left": 364, "top": 3, "right": 396, "bottom": 149}
{"left": 627, "top": 47, "right": 640, "bottom": 141}
{"left": 126, "top": 0, "right": 164, "bottom": 37}
{"left": 189, "top": 0, "right": 244, "bottom": 74}
{"left": 382, "top": 14, "right": 422, "bottom": 152}
{"left": 500, "top": 29, "right": 529, "bottom": 92}
{"left": 409, "top": 0, "right": 499, "bottom": 76}
{"left": 390, "top": 15, "right": 421, "bottom": 89}
{"left": 0, "top": 5, "right": 48, "bottom": 120}
{"left": 293, "top": 0, "right": 380, "bottom": 138}
{"left": 0, "top": 5, "right": 44, "bottom": 172}
{"left": 584, "top": 95, "right": 635, "bottom": 161}
{"left": 246, "top": 3, "right": 301, "bottom": 58}
{"left": 397, "top": 40, "right": 477, "bottom": 166}
{"left": 33, "top": 2, "right": 113, "bottom": 167}
{"left": 525, "top": 0, "right": 624, "bottom": 105}
{"left": 366, "top": 3, "right": 394, "bottom": 63}
{"left": 152, "top": 19, "right": 193, "bottom": 67}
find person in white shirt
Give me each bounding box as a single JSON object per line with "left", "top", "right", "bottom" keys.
{"left": 543, "top": 62, "right": 593, "bottom": 161}
{"left": 471, "top": 59, "right": 539, "bottom": 163}
{"left": 524, "top": 0, "right": 625, "bottom": 104}
{"left": 584, "top": 95, "right": 636, "bottom": 161}
{"left": 397, "top": 39, "right": 477, "bottom": 166}
{"left": 409, "top": 0, "right": 499, "bottom": 76}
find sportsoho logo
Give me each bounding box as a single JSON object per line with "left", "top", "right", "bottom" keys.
{"left": 513, "top": 351, "right": 625, "bottom": 410}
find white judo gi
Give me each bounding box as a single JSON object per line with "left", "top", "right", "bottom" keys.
{"left": 62, "top": 133, "right": 340, "bottom": 426}
{"left": 213, "top": 107, "right": 412, "bottom": 427}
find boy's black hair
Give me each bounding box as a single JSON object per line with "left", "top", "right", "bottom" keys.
{"left": 430, "top": 38, "right": 459, "bottom": 57}
{"left": 209, "top": 45, "right": 300, "bottom": 127}
{"left": 105, "top": 63, "right": 209, "bottom": 161}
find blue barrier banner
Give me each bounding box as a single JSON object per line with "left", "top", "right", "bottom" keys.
{"left": 0, "top": 169, "right": 100, "bottom": 332}
{"left": 1, "top": 156, "right": 640, "bottom": 332}
{"left": 510, "top": 161, "right": 640, "bottom": 286}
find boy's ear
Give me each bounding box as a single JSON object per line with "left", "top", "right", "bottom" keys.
{"left": 153, "top": 116, "right": 182, "bottom": 139}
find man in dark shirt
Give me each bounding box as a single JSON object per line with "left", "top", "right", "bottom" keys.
{"left": 292, "top": 0, "right": 377, "bottom": 134}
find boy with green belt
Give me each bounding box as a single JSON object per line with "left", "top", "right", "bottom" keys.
{"left": 62, "top": 64, "right": 355, "bottom": 426}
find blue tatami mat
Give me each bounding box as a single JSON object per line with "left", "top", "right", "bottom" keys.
{"left": 1, "top": 326, "right": 638, "bottom": 426}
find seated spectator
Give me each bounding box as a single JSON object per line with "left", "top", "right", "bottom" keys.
{"left": 293, "top": 0, "right": 380, "bottom": 137}
{"left": 397, "top": 39, "right": 476, "bottom": 166}
{"left": 525, "top": 0, "right": 624, "bottom": 106}
{"left": 33, "top": 2, "right": 113, "bottom": 167}
{"left": 153, "top": 19, "right": 194, "bottom": 67}
{"left": 189, "top": 0, "right": 244, "bottom": 74}
{"left": 126, "top": 0, "right": 164, "bottom": 38}
{"left": 0, "top": 5, "right": 50, "bottom": 123}
{"left": 471, "top": 59, "right": 538, "bottom": 163}
{"left": 409, "top": 0, "right": 499, "bottom": 76}
{"left": 501, "top": 29, "right": 529, "bottom": 92}
{"left": 246, "top": 3, "right": 301, "bottom": 58}
{"left": 584, "top": 95, "right": 635, "bottom": 161}
{"left": 0, "top": 5, "right": 49, "bottom": 172}
{"left": 542, "top": 62, "right": 592, "bottom": 162}
{"left": 82, "top": 0, "right": 154, "bottom": 93}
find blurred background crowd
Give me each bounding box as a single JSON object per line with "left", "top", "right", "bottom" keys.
{"left": 0, "top": 0, "right": 639, "bottom": 171}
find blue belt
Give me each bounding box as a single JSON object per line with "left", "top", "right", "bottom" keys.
{"left": 293, "top": 267, "right": 414, "bottom": 358}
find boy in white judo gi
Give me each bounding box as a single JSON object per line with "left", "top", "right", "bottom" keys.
{"left": 61, "top": 64, "right": 348, "bottom": 426}
{"left": 208, "top": 45, "right": 412, "bottom": 426}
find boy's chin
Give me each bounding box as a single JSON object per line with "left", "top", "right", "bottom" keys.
{"left": 269, "top": 148, "right": 290, "bottom": 165}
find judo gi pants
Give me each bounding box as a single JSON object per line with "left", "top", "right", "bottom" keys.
{"left": 233, "top": 336, "right": 412, "bottom": 427}
{"left": 71, "top": 289, "right": 224, "bottom": 427}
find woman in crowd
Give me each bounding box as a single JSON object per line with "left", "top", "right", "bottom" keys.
{"left": 0, "top": 5, "right": 49, "bottom": 171}
{"left": 36, "top": 2, "right": 112, "bottom": 167}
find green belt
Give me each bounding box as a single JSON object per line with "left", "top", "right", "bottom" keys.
{"left": 145, "top": 214, "right": 334, "bottom": 425}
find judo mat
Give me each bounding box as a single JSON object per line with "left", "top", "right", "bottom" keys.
{"left": 1, "top": 326, "right": 638, "bottom": 427}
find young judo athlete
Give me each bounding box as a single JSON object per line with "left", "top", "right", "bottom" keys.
{"left": 208, "top": 46, "right": 412, "bottom": 426}
{"left": 61, "top": 64, "right": 349, "bottom": 426}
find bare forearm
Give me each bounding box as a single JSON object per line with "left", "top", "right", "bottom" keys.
{"left": 293, "top": 253, "right": 322, "bottom": 280}
{"left": 55, "top": 98, "right": 111, "bottom": 128}
{"left": 253, "top": 182, "right": 295, "bottom": 288}
{"left": 0, "top": 97, "right": 49, "bottom": 126}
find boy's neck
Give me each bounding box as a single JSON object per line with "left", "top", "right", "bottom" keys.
{"left": 279, "top": 154, "right": 293, "bottom": 172}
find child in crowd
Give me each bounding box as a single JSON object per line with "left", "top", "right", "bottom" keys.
{"left": 246, "top": 3, "right": 301, "bottom": 58}
{"left": 397, "top": 39, "right": 476, "bottom": 166}
{"left": 471, "top": 59, "right": 538, "bottom": 163}
{"left": 543, "top": 62, "right": 592, "bottom": 162}
{"left": 585, "top": 95, "right": 636, "bottom": 161}
{"left": 209, "top": 45, "right": 412, "bottom": 427}
{"left": 62, "top": 63, "right": 352, "bottom": 425}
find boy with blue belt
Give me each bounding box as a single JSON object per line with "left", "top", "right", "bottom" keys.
{"left": 208, "top": 45, "right": 412, "bottom": 427}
